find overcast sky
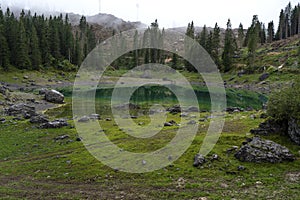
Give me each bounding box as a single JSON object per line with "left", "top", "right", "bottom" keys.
{"left": 1, "top": 0, "right": 299, "bottom": 29}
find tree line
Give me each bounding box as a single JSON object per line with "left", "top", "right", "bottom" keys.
{"left": 0, "top": 7, "right": 96, "bottom": 71}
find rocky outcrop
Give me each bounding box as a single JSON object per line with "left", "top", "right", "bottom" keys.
{"left": 234, "top": 137, "right": 294, "bottom": 163}
{"left": 288, "top": 118, "right": 300, "bottom": 145}
{"left": 4, "top": 103, "right": 37, "bottom": 119}
{"left": 44, "top": 89, "right": 64, "bottom": 104}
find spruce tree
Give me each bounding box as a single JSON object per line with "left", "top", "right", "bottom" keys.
{"left": 222, "top": 19, "right": 236, "bottom": 72}
{"left": 29, "top": 25, "right": 42, "bottom": 69}
{"left": 267, "top": 21, "right": 275, "bottom": 43}
{"left": 247, "top": 15, "right": 260, "bottom": 71}
{"left": 211, "top": 23, "right": 221, "bottom": 67}
{"left": 15, "top": 20, "right": 31, "bottom": 69}
{"left": 237, "top": 23, "right": 245, "bottom": 48}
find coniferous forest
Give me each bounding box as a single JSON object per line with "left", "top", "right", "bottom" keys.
{"left": 0, "top": 8, "right": 96, "bottom": 71}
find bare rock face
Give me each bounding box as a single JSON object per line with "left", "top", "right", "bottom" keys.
{"left": 288, "top": 118, "right": 300, "bottom": 145}
{"left": 234, "top": 137, "right": 295, "bottom": 163}
{"left": 44, "top": 89, "right": 64, "bottom": 104}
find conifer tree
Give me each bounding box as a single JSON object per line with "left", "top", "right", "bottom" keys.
{"left": 211, "top": 23, "right": 221, "bottom": 66}
{"left": 267, "top": 21, "right": 275, "bottom": 43}
{"left": 15, "top": 20, "right": 31, "bottom": 69}
{"left": 29, "top": 25, "right": 42, "bottom": 69}
{"left": 237, "top": 23, "right": 245, "bottom": 48}
{"left": 222, "top": 19, "right": 236, "bottom": 72}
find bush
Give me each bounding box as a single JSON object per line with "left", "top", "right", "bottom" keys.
{"left": 267, "top": 78, "right": 300, "bottom": 122}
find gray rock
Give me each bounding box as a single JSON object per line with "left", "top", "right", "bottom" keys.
{"left": 164, "top": 122, "right": 173, "bottom": 127}
{"left": 187, "top": 120, "right": 197, "bottom": 125}
{"left": 167, "top": 105, "right": 181, "bottom": 114}
{"left": 186, "top": 106, "right": 199, "bottom": 112}
{"left": 78, "top": 116, "right": 90, "bottom": 123}
{"left": 259, "top": 73, "right": 269, "bottom": 81}
{"left": 40, "top": 119, "right": 68, "bottom": 129}
{"left": 44, "top": 89, "right": 64, "bottom": 104}
{"left": 193, "top": 154, "right": 206, "bottom": 167}
{"left": 288, "top": 118, "right": 300, "bottom": 145}
{"left": 234, "top": 137, "right": 295, "bottom": 163}
{"left": 30, "top": 115, "right": 49, "bottom": 124}
{"left": 0, "top": 86, "right": 7, "bottom": 95}
{"left": 54, "top": 135, "right": 70, "bottom": 141}
{"left": 5, "top": 103, "right": 37, "bottom": 118}
{"left": 89, "top": 114, "right": 100, "bottom": 120}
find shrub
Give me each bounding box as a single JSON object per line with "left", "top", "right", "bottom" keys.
{"left": 267, "top": 78, "right": 300, "bottom": 122}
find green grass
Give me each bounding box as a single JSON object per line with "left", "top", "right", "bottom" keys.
{"left": 0, "top": 103, "right": 299, "bottom": 199}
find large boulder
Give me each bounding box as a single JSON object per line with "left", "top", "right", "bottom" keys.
{"left": 288, "top": 118, "right": 300, "bottom": 145}
{"left": 234, "top": 137, "right": 294, "bottom": 163}
{"left": 44, "top": 89, "right": 64, "bottom": 104}
{"left": 4, "top": 103, "right": 37, "bottom": 119}
{"left": 193, "top": 154, "right": 206, "bottom": 167}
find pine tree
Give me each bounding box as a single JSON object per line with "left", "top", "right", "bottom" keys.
{"left": 247, "top": 15, "right": 260, "bottom": 71}
{"left": 49, "top": 16, "right": 61, "bottom": 60}
{"left": 197, "top": 25, "right": 208, "bottom": 49}
{"left": 73, "top": 32, "right": 82, "bottom": 66}
{"left": 267, "top": 21, "right": 275, "bottom": 43}
{"left": 259, "top": 23, "right": 266, "bottom": 44}
{"left": 211, "top": 23, "right": 221, "bottom": 67}
{"left": 276, "top": 10, "right": 285, "bottom": 40}
{"left": 15, "top": 20, "right": 31, "bottom": 69}
{"left": 237, "top": 23, "right": 245, "bottom": 48}
{"left": 29, "top": 25, "right": 42, "bottom": 69}
{"left": 222, "top": 19, "right": 236, "bottom": 72}
{"left": 0, "top": 26, "right": 10, "bottom": 70}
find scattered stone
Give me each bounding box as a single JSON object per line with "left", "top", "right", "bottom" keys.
{"left": 164, "top": 122, "right": 173, "bottom": 127}
{"left": 180, "top": 113, "right": 189, "bottom": 117}
{"left": 288, "top": 118, "right": 300, "bottom": 145}
{"left": 39, "top": 88, "right": 48, "bottom": 95}
{"left": 220, "top": 183, "right": 229, "bottom": 188}
{"left": 78, "top": 116, "right": 90, "bottom": 123}
{"left": 226, "top": 107, "right": 244, "bottom": 113}
{"left": 187, "top": 120, "right": 197, "bottom": 125}
{"left": 193, "top": 154, "right": 206, "bottom": 167}
{"left": 23, "top": 75, "right": 29, "bottom": 79}
{"left": 199, "top": 118, "right": 207, "bottom": 122}
{"left": 237, "top": 165, "right": 246, "bottom": 171}
{"left": 0, "top": 86, "right": 7, "bottom": 95}
{"left": 30, "top": 115, "right": 49, "bottom": 124}
{"left": 40, "top": 119, "right": 68, "bottom": 129}
{"left": 234, "top": 137, "right": 295, "bottom": 163}
{"left": 259, "top": 73, "right": 269, "bottom": 81}
{"left": 186, "top": 106, "right": 199, "bottom": 112}
{"left": 131, "top": 116, "right": 138, "bottom": 119}
{"left": 211, "top": 154, "right": 219, "bottom": 161}
{"left": 106, "top": 118, "right": 112, "bottom": 121}
{"left": 76, "top": 137, "right": 82, "bottom": 142}
{"left": 89, "top": 114, "right": 100, "bottom": 120}
{"left": 260, "top": 113, "right": 268, "bottom": 119}
{"left": 250, "top": 114, "right": 257, "bottom": 119}
{"left": 167, "top": 105, "right": 181, "bottom": 114}
{"left": 54, "top": 135, "right": 70, "bottom": 141}
{"left": 5, "top": 103, "right": 37, "bottom": 119}
{"left": 44, "top": 89, "right": 64, "bottom": 104}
